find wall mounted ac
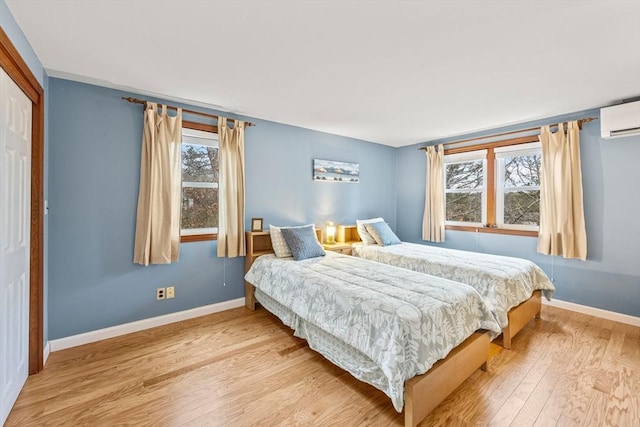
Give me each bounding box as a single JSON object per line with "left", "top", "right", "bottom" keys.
{"left": 600, "top": 101, "right": 640, "bottom": 139}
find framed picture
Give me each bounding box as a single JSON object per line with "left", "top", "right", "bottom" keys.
{"left": 313, "top": 159, "right": 359, "bottom": 183}
{"left": 251, "top": 218, "right": 263, "bottom": 232}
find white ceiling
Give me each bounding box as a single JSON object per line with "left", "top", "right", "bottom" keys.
{"left": 7, "top": 0, "right": 640, "bottom": 147}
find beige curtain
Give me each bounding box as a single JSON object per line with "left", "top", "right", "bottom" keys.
{"left": 133, "top": 103, "right": 182, "bottom": 265}
{"left": 217, "top": 117, "right": 246, "bottom": 258}
{"left": 537, "top": 121, "right": 587, "bottom": 260}
{"left": 422, "top": 144, "right": 445, "bottom": 242}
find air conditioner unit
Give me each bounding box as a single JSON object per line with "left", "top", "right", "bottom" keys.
{"left": 600, "top": 101, "right": 640, "bottom": 139}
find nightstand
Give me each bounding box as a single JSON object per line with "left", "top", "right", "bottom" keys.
{"left": 337, "top": 224, "right": 360, "bottom": 243}
{"left": 322, "top": 242, "right": 352, "bottom": 256}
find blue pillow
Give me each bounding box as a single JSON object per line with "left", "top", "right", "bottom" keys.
{"left": 364, "top": 222, "right": 401, "bottom": 246}
{"left": 280, "top": 225, "right": 326, "bottom": 260}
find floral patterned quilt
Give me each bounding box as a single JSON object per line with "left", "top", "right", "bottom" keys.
{"left": 245, "top": 252, "right": 500, "bottom": 411}
{"left": 352, "top": 242, "right": 555, "bottom": 329}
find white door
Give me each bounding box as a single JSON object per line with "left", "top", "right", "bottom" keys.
{"left": 0, "top": 68, "right": 32, "bottom": 425}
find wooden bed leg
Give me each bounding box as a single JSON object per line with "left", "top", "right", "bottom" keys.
{"left": 245, "top": 282, "right": 256, "bottom": 311}
{"left": 502, "top": 327, "right": 512, "bottom": 350}
{"left": 481, "top": 360, "right": 488, "bottom": 371}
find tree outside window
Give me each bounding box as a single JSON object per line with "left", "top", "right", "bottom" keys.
{"left": 443, "top": 139, "right": 541, "bottom": 235}
{"left": 181, "top": 125, "right": 218, "bottom": 240}
{"left": 496, "top": 143, "right": 541, "bottom": 230}
{"left": 444, "top": 150, "right": 487, "bottom": 226}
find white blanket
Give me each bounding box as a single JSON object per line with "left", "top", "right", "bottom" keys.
{"left": 245, "top": 252, "right": 500, "bottom": 411}
{"left": 352, "top": 242, "right": 555, "bottom": 329}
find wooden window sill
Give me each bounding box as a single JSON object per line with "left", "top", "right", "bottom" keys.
{"left": 445, "top": 225, "right": 537, "bottom": 237}
{"left": 181, "top": 233, "right": 217, "bottom": 243}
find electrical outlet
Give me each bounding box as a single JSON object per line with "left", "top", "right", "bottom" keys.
{"left": 156, "top": 287, "right": 165, "bottom": 300}
{"left": 166, "top": 286, "right": 175, "bottom": 299}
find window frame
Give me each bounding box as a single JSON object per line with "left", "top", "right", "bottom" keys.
{"left": 494, "top": 142, "right": 541, "bottom": 231}
{"left": 444, "top": 149, "right": 487, "bottom": 228}
{"left": 180, "top": 121, "right": 219, "bottom": 243}
{"left": 443, "top": 135, "right": 540, "bottom": 237}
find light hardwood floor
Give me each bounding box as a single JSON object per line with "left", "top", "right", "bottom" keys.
{"left": 6, "top": 305, "right": 639, "bottom": 426}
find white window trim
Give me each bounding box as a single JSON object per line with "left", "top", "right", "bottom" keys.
{"left": 444, "top": 149, "right": 487, "bottom": 163}
{"left": 181, "top": 227, "right": 217, "bottom": 236}
{"left": 182, "top": 182, "right": 218, "bottom": 189}
{"left": 183, "top": 127, "right": 219, "bottom": 147}
{"left": 181, "top": 127, "right": 219, "bottom": 236}
{"left": 494, "top": 141, "right": 540, "bottom": 156}
{"left": 495, "top": 142, "right": 541, "bottom": 231}
{"left": 444, "top": 149, "right": 487, "bottom": 227}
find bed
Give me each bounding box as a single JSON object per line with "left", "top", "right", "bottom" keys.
{"left": 244, "top": 229, "right": 501, "bottom": 426}
{"left": 348, "top": 222, "right": 555, "bottom": 349}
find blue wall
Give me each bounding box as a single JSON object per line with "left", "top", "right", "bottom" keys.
{"left": 47, "top": 78, "right": 397, "bottom": 339}
{"left": 45, "top": 78, "right": 640, "bottom": 339}
{"left": 3, "top": 0, "right": 638, "bottom": 348}
{"left": 396, "top": 110, "right": 640, "bottom": 317}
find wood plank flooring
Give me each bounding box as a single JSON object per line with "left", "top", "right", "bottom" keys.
{"left": 6, "top": 305, "right": 639, "bottom": 426}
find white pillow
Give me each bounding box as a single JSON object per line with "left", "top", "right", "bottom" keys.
{"left": 356, "top": 217, "right": 384, "bottom": 245}
{"left": 364, "top": 222, "right": 401, "bottom": 246}
{"left": 269, "top": 224, "right": 316, "bottom": 257}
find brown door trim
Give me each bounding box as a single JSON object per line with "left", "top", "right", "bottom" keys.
{"left": 0, "top": 26, "right": 45, "bottom": 374}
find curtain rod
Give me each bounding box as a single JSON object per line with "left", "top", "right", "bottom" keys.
{"left": 417, "top": 117, "right": 597, "bottom": 151}
{"left": 122, "top": 97, "right": 255, "bottom": 127}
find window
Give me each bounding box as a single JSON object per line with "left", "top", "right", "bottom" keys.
{"left": 495, "top": 143, "right": 541, "bottom": 231}
{"left": 443, "top": 136, "right": 541, "bottom": 236}
{"left": 181, "top": 123, "right": 218, "bottom": 241}
{"left": 444, "top": 150, "right": 487, "bottom": 226}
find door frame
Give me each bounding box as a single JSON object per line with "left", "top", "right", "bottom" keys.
{"left": 0, "top": 27, "right": 44, "bottom": 374}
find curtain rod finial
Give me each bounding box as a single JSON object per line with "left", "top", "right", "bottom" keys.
{"left": 122, "top": 96, "right": 145, "bottom": 105}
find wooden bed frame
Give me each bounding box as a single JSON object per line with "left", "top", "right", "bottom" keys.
{"left": 502, "top": 290, "right": 541, "bottom": 349}
{"left": 336, "top": 225, "right": 543, "bottom": 350}
{"left": 243, "top": 230, "right": 491, "bottom": 427}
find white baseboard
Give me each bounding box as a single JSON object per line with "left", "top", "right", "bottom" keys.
{"left": 44, "top": 296, "right": 638, "bottom": 354}
{"left": 543, "top": 298, "right": 640, "bottom": 327}
{"left": 49, "top": 298, "right": 245, "bottom": 352}
{"left": 43, "top": 341, "right": 50, "bottom": 365}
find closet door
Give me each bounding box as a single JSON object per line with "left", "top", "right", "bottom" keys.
{"left": 0, "top": 67, "right": 32, "bottom": 425}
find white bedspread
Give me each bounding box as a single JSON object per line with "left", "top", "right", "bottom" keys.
{"left": 352, "top": 242, "right": 555, "bottom": 329}
{"left": 245, "top": 252, "right": 500, "bottom": 411}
